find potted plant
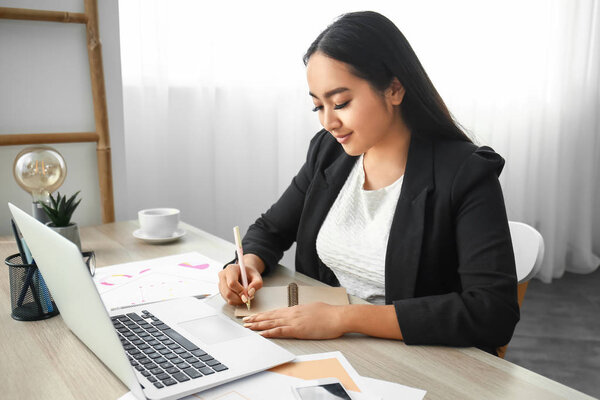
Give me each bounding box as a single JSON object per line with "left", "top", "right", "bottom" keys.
{"left": 40, "top": 191, "right": 82, "bottom": 250}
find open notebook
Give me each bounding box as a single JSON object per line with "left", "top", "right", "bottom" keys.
{"left": 235, "top": 283, "right": 349, "bottom": 317}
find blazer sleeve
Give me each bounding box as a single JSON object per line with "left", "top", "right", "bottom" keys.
{"left": 395, "top": 147, "right": 520, "bottom": 349}
{"left": 241, "top": 130, "right": 327, "bottom": 275}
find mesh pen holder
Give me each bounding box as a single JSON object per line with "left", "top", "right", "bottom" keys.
{"left": 5, "top": 253, "right": 59, "bottom": 321}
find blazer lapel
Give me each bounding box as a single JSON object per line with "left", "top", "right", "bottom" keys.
{"left": 305, "top": 150, "right": 357, "bottom": 219}
{"left": 385, "top": 135, "right": 434, "bottom": 302}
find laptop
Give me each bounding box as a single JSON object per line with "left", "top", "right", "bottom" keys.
{"left": 8, "top": 203, "right": 295, "bottom": 400}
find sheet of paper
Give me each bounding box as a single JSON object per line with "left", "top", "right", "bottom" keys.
{"left": 186, "top": 352, "right": 375, "bottom": 400}
{"left": 268, "top": 351, "right": 364, "bottom": 392}
{"left": 119, "top": 351, "right": 366, "bottom": 400}
{"left": 361, "top": 376, "right": 426, "bottom": 400}
{"left": 93, "top": 252, "right": 221, "bottom": 311}
{"left": 116, "top": 352, "right": 427, "bottom": 400}
{"left": 117, "top": 392, "right": 137, "bottom": 400}
{"left": 117, "top": 375, "right": 427, "bottom": 400}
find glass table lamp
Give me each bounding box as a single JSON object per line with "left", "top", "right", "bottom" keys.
{"left": 13, "top": 146, "right": 67, "bottom": 222}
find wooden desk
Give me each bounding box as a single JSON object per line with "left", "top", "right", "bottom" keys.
{"left": 0, "top": 222, "right": 594, "bottom": 400}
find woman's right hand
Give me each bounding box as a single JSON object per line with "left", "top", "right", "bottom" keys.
{"left": 218, "top": 254, "right": 265, "bottom": 305}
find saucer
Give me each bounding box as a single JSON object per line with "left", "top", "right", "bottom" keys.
{"left": 133, "top": 228, "right": 186, "bottom": 244}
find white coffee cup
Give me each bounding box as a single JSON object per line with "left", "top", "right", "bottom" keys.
{"left": 138, "top": 208, "right": 180, "bottom": 238}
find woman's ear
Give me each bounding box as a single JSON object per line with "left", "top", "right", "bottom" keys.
{"left": 386, "top": 78, "right": 405, "bottom": 106}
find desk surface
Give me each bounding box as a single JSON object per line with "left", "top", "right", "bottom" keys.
{"left": 0, "top": 221, "right": 594, "bottom": 400}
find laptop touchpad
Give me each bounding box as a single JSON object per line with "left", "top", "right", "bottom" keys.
{"left": 178, "top": 315, "right": 251, "bottom": 345}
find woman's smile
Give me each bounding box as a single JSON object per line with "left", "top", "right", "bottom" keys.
{"left": 334, "top": 131, "right": 353, "bottom": 144}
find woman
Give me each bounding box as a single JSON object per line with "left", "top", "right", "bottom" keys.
{"left": 218, "top": 11, "right": 519, "bottom": 356}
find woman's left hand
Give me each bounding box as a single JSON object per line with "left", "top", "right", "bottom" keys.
{"left": 242, "top": 302, "right": 346, "bottom": 339}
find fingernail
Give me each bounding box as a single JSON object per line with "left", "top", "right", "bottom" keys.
{"left": 248, "top": 287, "right": 255, "bottom": 297}
{"left": 242, "top": 316, "right": 251, "bottom": 322}
{"left": 243, "top": 323, "right": 252, "bottom": 328}
{"left": 241, "top": 295, "right": 248, "bottom": 303}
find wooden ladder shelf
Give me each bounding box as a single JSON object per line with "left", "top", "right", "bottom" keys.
{"left": 0, "top": 0, "right": 115, "bottom": 223}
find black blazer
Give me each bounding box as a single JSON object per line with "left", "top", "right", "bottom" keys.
{"left": 243, "top": 129, "right": 520, "bottom": 355}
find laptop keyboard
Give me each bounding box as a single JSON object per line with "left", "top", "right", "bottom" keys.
{"left": 111, "top": 310, "right": 228, "bottom": 389}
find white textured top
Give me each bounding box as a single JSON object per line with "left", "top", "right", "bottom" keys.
{"left": 316, "top": 154, "right": 403, "bottom": 305}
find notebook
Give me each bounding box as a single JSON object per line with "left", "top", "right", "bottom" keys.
{"left": 235, "top": 283, "right": 349, "bottom": 317}
{"left": 8, "top": 203, "right": 295, "bottom": 400}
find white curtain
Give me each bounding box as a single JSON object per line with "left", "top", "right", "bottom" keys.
{"left": 118, "top": 0, "right": 600, "bottom": 282}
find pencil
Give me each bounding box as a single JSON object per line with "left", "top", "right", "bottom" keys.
{"left": 233, "top": 226, "right": 251, "bottom": 310}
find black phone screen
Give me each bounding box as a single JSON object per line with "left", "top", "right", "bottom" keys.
{"left": 296, "top": 382, "right": 352, "bottom": 400}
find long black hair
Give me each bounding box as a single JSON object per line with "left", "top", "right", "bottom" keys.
{"left": 304, "top": 11, "right": 471, "bottom": 142}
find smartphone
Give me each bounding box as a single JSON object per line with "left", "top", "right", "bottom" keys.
{"left": 292, "top": 377, "right": 353, "bottom": 400}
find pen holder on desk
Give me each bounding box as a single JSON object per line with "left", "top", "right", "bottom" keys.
{"left": 5, "top": 253, "right": 59, "bottom": 321}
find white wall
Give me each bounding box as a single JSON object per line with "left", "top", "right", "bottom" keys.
{"left": 0, "top": 0, "right": 126, "bottom": 236}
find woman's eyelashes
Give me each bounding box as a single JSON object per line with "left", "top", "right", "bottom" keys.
{"left": 311, "top": 101, "right": 350, "bottom": 112}
{"left": 334, "top": 101, "right": 350, "bottom": 110}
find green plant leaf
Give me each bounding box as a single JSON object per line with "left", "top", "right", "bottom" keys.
{"left": 65, "top": 191, "right": 81, "bottom": 213}
{"left": 49, "top": 192, "right": 58, "bottom": 210}
{"left": 40, "top": 190, "right": 82, "bottom": 227}
{"left": 40, "top": 202, "right": 60, "bottom": 226}
{"left": 58, "top": 195, "right": 66, "bottom": 217}
{"left": 64, "top": 198, "right": 81, "bottom": 225}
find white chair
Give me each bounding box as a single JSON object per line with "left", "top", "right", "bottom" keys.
{"left": 497, "top": 221, "right": 544, "bottom": 358}
{"left": 510, "top": 221, "right": 545, "bottom": 284}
